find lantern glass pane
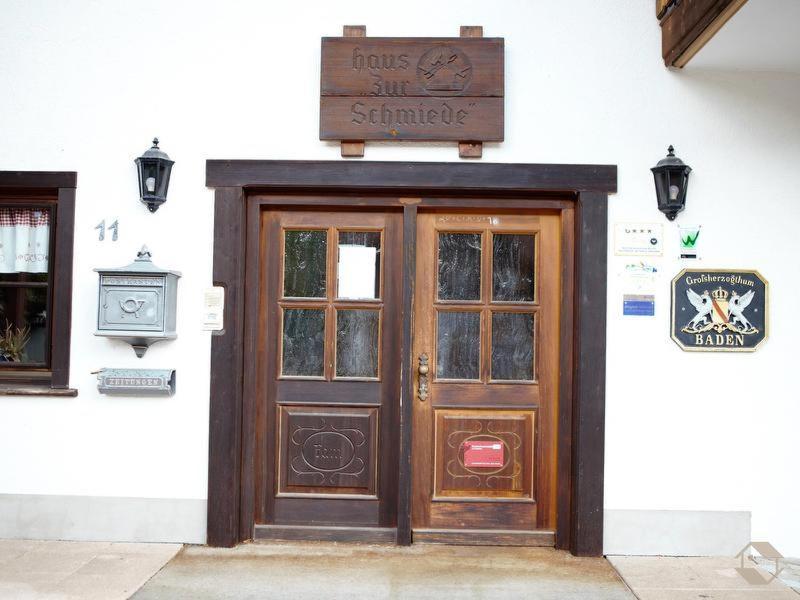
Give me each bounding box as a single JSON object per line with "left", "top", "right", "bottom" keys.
{"left": 157, "top": 163, "right": 170, "bottom": 199}
{"left": 144, "top": 162, "right": 159, "bottom": 196}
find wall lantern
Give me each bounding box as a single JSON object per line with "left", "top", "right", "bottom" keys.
{"left": 135, "top": 138, "right": 174, "bottom": 213}
{"left": 651, "top": 145, "right": 692, "bottom": 221}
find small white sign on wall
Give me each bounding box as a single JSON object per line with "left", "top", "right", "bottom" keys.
{"left": 620, "top": 262, "right": 658, "bottom": 317}
{"left": 678, "top": 224, "right": 702, "bottom": 259}
{"left": 614, "top": 222, "right": 663, "bottom": 256}
{"left": 202, "top": 286, "right": 225, "bottom": 331}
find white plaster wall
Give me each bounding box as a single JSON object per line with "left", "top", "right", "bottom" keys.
{"left": 0, "top": 0, "right": 798, "bottom": 553}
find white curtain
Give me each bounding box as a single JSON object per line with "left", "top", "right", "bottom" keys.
{"left": 0, "top": 209, "right": 49, "bottom": 273}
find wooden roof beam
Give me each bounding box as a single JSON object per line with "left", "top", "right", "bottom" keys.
{"left": 658, "top": 0, "right": 749, "bottom": 68}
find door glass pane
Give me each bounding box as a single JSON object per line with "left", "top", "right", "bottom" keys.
{"left": 436, "top": 311, "right": 480, "bottom": 379}
{"left": 283, "top": 230, "right": 327, "bottom": 298}
{"left": 491, "top": 312, "right": 534, "bottom": 381}
{"left": 282, "top": 308, "right": 325, "bottom": 377}
{"left": 336, "top": 309, "right": 379, "bottom": 378}
{"left": 438, "top": 233, "right": 481, "bottom": 301}
{"left": 492, "top": 234, "right": 535, "bottom": 302}
{"left": 337, "top": 231, "right": 381, "bottom": 300}
{"left": 0, "top": 287, "right": 48, "bottom": 364}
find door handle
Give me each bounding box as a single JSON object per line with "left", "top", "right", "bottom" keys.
{"left": 418, "top": 353, "right": 430, "bottom": 402}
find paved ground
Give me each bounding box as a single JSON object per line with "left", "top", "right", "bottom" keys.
{"left": 132, "top": 542, "right": 635, "bottom": 600}
{"left": 0, "top": 539, "right": 180, "bottom": 600}
{"left": 609, "top": 555, "right": 800, "bottom": 600}
{"left": 3, "top": 539, "right": 798, "bottom": 599}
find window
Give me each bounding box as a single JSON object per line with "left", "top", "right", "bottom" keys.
{"left": 0, "top": 172, "right": 76, "bottom": 392}
{"left": 434, "top": 229, "right": 537, "bottom": 384}
{"left": 279, "top": 226, "right": 383, "bottom": 381}
{"left": 0, "top": 208, "right": 51, "bottom": 366}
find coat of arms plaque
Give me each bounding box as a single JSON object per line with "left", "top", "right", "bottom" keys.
{"left": 671, "top": 269, "right": 768, "bottom": 352}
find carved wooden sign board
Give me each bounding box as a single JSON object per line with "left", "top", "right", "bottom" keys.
{"left": 320, "top": 26, "right": 504, "bottom": 158}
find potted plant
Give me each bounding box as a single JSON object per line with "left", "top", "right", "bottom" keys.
{"left": 0, "top": 321, "right": 31, "bottom": 362}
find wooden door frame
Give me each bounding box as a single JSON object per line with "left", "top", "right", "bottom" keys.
{"left": 205, "top": 160, "right": 616, "bottom": 557}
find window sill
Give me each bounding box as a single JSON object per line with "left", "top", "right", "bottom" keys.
{"left": 0, "top": 385, "right": 78, "bottom": 397}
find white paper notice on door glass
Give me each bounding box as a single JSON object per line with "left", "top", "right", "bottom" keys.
{"left": 338, "top": 244, "right": 377, "bottom": 299}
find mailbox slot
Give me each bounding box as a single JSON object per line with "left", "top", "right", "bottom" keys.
{"left": 97, "top": 368, "right": 176, "bottom": 396}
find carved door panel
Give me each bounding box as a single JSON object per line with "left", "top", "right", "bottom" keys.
{"left": 411, "top": 211, "right": 560, "bottom": 540}
{"left": 257, "top": 209, "right": 402, "bottom": 532}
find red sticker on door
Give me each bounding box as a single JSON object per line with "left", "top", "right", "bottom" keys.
{"left": 463, "top": 440, "right": 504, "bottom": 468}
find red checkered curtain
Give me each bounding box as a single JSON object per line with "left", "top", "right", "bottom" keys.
{"left": 0, "top": 209, "right": 49, "bottom": 273}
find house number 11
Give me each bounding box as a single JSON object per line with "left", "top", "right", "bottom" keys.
{"left": 95, "top": 219, "right": 119, "bottom": 241}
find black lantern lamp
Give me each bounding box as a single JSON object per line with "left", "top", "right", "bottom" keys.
{"left": 651, "top": 145, "right": 692, "bottom": 221}
{"left": 135, "top": 138, "right": 174, "bottom": 213}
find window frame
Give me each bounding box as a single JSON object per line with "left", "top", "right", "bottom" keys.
{"left": 0, "top": 172, "right": 76, "bottom": 391}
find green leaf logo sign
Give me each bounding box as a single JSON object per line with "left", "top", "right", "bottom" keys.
{"left": 681, "top": 229, "right": 700, "bottom": 249}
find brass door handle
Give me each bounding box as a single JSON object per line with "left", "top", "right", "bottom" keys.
{"left": 418, "top": 353, "right": 429, "bottom": 402}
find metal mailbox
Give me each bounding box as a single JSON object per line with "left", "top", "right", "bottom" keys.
{"left": 97, "top": 368, "right": 176, "bottom": 396}
{"left": 95, "top": 246, "right": 181, "bottom": 357}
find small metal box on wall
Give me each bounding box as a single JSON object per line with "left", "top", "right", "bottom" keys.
{"left": 95, "top": 246, "right": 181, "bottom": 357}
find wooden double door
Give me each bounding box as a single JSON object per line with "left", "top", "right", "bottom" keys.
{"left": 255, "top": 206, "right": 559, "bottom": 543}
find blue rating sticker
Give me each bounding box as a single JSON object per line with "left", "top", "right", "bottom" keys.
{"left": 623, "top": 294, "right": 655, "bottom": 316}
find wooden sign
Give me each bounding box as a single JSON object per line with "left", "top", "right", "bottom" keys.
{"left": 320, "top": 26, "right": 504, "bottom": 158}
{"left": 671, "top": 269, "right": 768, "bottom": 352}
